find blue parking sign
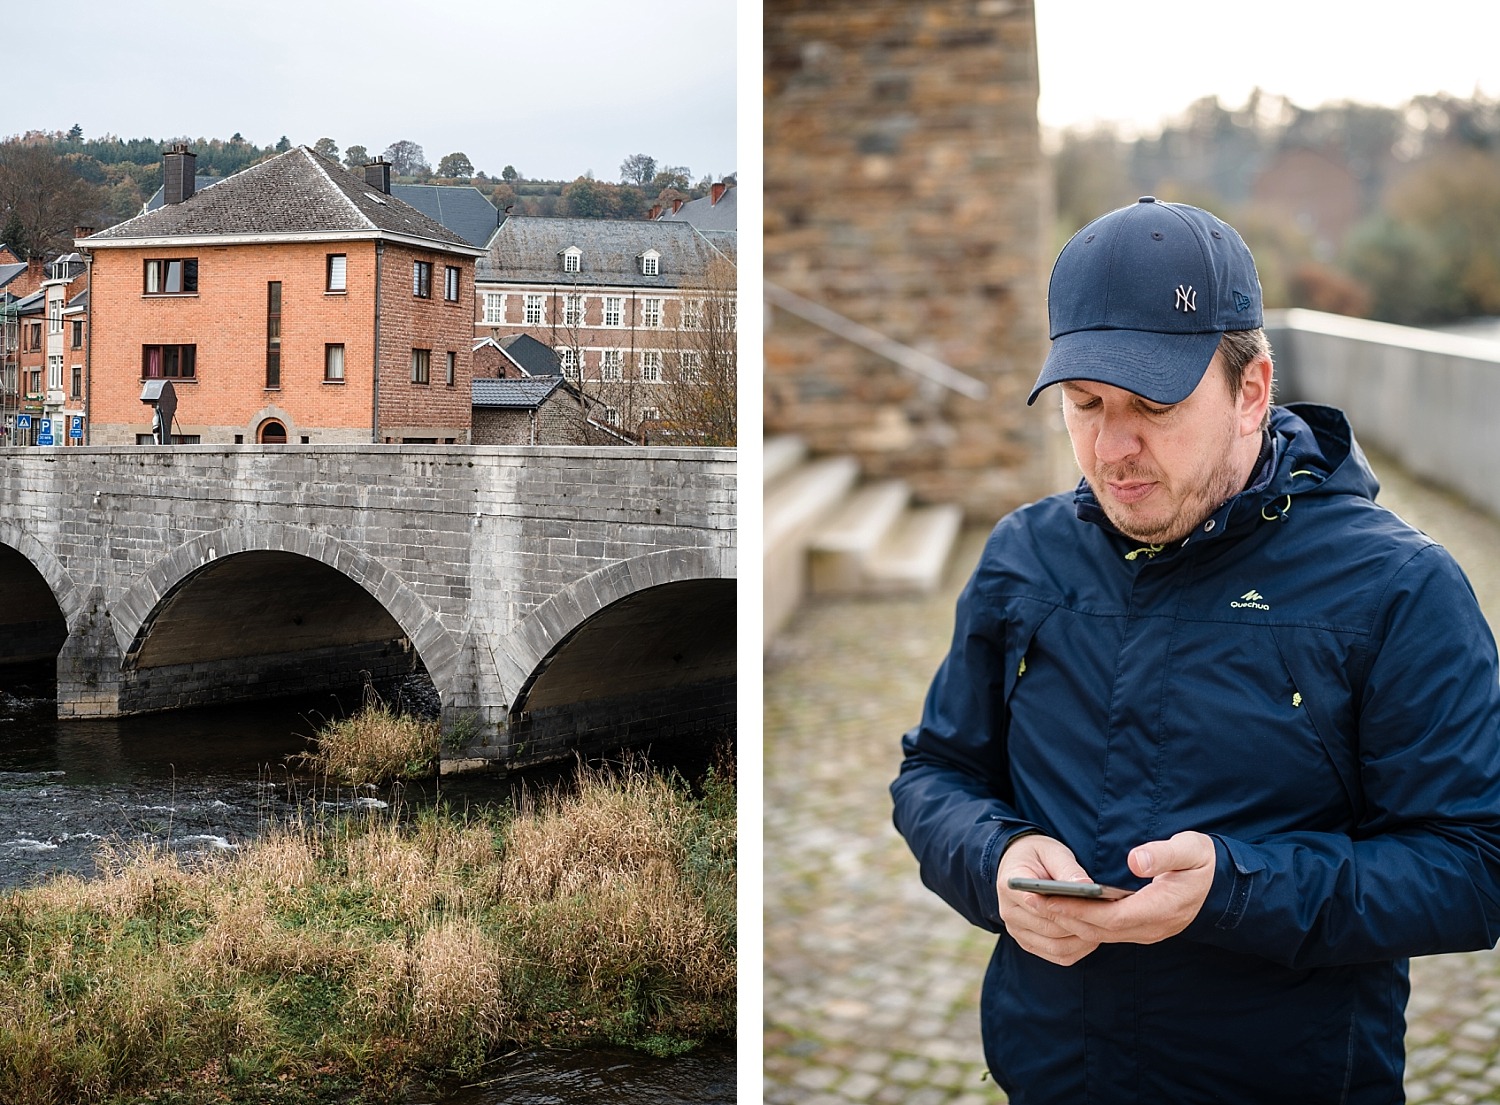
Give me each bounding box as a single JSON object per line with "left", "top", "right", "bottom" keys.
{"left": 69, "top": 416, "right": 83, "bottom": 439}
{"left": 37, "top": 418, "right": 54, "bottom": 446}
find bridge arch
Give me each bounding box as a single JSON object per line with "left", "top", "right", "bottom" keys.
{"left": 490, "top": 545, "right": 735, "bottom": 764}
{"left": 113, "top": 525, "right": 462, "bottom": 713}
{"left": 0, "top": 521, "right": 86, "bottom": 681}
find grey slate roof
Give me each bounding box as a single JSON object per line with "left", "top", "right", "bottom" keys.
{"left": 391, "top": 184, "right": 500, "bottom": 248}
{"left": 477, "top": 215, "right": 727, "bottom": 287}
{"left": 498, "top": 333, "right": 562, "bottom": 376}
{"left": 88, "top": 147, "right": 476, "bottom": 252}
{"left": 0, "top": 261, "right": 26, "bottom": 289}
{"left": 472, "top": 376, "right": 566, "bottom": 409}
{"left": 658, "top": 186, "right": 737, "bottom": 232}
{"left": 144, "top": 175, "right": 224, "bottom": 211}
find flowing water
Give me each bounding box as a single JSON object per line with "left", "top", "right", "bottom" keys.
{"left": 0, "top": 675, "right": 734, "bottom": 1104}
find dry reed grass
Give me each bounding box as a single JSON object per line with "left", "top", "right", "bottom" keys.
{"left": 0, "top": 754, "right": 734, "bottom": 1104}
{"left": 296, "top": 704, "right": 440, "bottom": 784}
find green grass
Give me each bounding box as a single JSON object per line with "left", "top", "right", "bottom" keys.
{"left": 0, "top": 753, "right": 735, "bottom": 1104}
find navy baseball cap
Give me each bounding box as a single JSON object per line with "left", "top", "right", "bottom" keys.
{"left": 1027, "top": 197, "right": 1263, "bottom": 406}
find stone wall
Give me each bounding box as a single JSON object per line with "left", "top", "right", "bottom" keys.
{"left": 764, "top": 0, "right": 1052, "bottom": 520}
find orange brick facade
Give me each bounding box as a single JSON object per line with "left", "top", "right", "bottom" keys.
{"left": 86, "top": 240, "right": 474, "bottom": 444}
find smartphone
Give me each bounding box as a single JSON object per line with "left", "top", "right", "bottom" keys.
{"left": 1007, "top": 877, "right": 1134, "bottom": 900}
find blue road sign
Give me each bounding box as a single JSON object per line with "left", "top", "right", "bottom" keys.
{"left": 37, "top": 418, "right": 54, "bottom": 446}
{"left": 16, "top": 414, "right": 31, "bottom": 429}
{"left": 69, "top": 416, "right": 83, "bottom": 439}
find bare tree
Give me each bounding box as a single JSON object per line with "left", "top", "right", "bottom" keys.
{"left": 655, "top": 255, "right": 737, "bottom": 446}
{"left": 383, "top": 139, "right": 429, "bottom": 177}
{"left": 0, "top": 141, "right": 102, "bottom": 258}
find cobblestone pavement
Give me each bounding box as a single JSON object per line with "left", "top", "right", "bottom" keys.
{"left": 764, "top": 450, "right": 1500, "bottom": 1104}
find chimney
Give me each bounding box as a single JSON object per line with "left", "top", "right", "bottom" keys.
{"left": 163, "top": 143, "right": 196, "bottom": 205}
{"left": 671, "top": 198, "right": 685, "bottom": 214}
{"left": 364, "top": 158, "right": 392, "bottom": 194}
{"left": 710, "top": 181, "right": 728, "bottom": 205}
{"left": 74, "top": 225, "right": 94, "bottom": 240}
{"left": 648, "top": 204, "right": 662, "bottom": 221}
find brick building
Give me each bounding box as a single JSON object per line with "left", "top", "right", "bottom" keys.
{"left": 1, "top": 251, "right": 88, "bottom": 447}
{"left": 474, "top": 215, "right": 735, "bottom": 436}
{"left": 80, "top": 145, "right": 484, "bottom": 445}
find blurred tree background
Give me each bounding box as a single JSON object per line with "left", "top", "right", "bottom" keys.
{"left": 1048, "top": 90, "right": 1500, "bottom": 328}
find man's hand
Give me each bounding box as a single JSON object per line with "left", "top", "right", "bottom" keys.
{"left": 996, "top": 834, "right": 1103, "bottom": 966}
{"left": 999, "top": 831, "right": 1216, "bottom": 966}
{"left": 1045, "top": 831, "right": 1216, "bottom": 947}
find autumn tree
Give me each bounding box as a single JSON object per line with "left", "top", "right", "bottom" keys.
{"left": 0, "top": 141, "right": 103, "bottom": 257}
{"left": 437, "top": 151, "right": 474, "bottom": 179}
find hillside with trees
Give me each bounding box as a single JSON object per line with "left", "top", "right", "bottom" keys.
{"left": 0, "top": 128, "right": 731, "bottom": 260}
{"left": 1049, "top": 90, "right": 1500, "bottom": 328}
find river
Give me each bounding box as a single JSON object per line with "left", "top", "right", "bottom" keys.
{"left": 0, "top": 674, "right": 735, "bottom": 1104}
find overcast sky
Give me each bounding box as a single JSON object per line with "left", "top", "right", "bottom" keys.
{"left": 1035, "top": 0, "right": 1500, "bottom": 136}
{"left": 7, "top": 0, "right": 738, "bottom": 185}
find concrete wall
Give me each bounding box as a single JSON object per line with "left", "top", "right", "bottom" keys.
{"left": 0, "top": 444, "right": 736, "bottom": 770}
{"left": 1267, "top": 308, "right": 1500, "bottom": 519}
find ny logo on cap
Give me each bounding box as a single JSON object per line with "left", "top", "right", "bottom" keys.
{"left": 1174, "top": 285, "right": 1197, "bottom": 313}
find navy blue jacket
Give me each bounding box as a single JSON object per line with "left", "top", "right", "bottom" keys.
{"left": 892, "top": 404, "right": 1500, "bottom": 1103}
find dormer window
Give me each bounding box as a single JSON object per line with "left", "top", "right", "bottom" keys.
{"left": 562, "top": 246, "right": 582, "bottom": 274}
{"left": 639, "top": 249, "right": 661, "bottom": 277}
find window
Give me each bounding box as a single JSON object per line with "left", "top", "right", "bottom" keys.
{"left": 48, "top": 299, "right": 62, "bottom": 334}
{"left": 559, "top": 348, "right": 580, "bottom": 380}
{"left": 411, "top": 348, "right": 431, "bottom": 384}
{"left": 47, "top": 355, "right": 63, "bottom": 391}
{"left": 26, "top": 368, "right": 40, "bottom": 395}
{"left": 683, "top": 299, "right": 705, "bottom": 329}
{"left": 258, "top": 420, "right": 287, "bottom": 444}
{"left": 680, "top": 350, "right": 704, "bottom": 383}
{"left": 143, "top": 258, "right": 198, "bottom": 295}
{"left": 70, "top": 364, "right": 82, "bottom": 398}
{"left": 325, "top": 343, "right": 345, "bottom": 382}
{"left": 265, "top": 281, "right": 281, "bottom": 389}
{"left": 483, "top": 292, "right": 505, "bottom": 324}
{"left": 524, "top": 294, "right": 545, "bottom": 325}
{"left": 642, "top": 298, "right": 662, "bottom": 328}
{"left": 327, "top": 253, "right": 347, "bottom": 293}
{"left": 603, "top": 296, "right": 623, "bottom": 327}
{"left": 412, "top": 261, "right": 433, "bottom": 298}
{"left": 562, "top": 246, "right": 581, "bottom": 273}
{"left": 28, "top": 322, "right": 41, "bottom": 348}
{"left": 640, "top": 350, "right": 663, "bottom": 382}
{"left": 445, "top": 351, "right": 456, "bottom": 386}
{"left": 641, "top": 406, "right": 659, "bottom": 422}
{"left": 604, "top": 406, "right": 621, "bottom": 427}
{"left": 640, "top": 250, "right": 660, "bottom": 276}
{"left": 564, "top": 293, "right": 584, "bottom": 327}
{"left": 600, "top": 350, "right": 623, "bottom": 381}
{"left": 142, "top": 344, "right": 196, "bottom": 378}
{"left": 444, "top": 266, "right": 460, "bottom": 302}
{"left": 71, "top": 320, "right": 83, "bottom": 348}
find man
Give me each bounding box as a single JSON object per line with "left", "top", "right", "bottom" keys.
{"left": 890, "top": 197, "right": 1500, "bottom": 1103}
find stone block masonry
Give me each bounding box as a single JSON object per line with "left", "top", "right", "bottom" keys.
{"left": 764, "top": 0, "right": 1053, "bottom": 521}
{"left": 0, "top": 445, "right": 736, "bottom": 771}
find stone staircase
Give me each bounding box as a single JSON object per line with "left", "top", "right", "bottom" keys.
{"left": 764, "top": 435, "right": 965, "bottom": 647}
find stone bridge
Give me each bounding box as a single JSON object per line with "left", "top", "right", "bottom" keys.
{"left": 0, "top": 445, "right": 736, "bottom": 771}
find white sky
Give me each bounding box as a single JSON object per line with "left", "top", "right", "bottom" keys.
{"left": 5, "top": 0, "right": 737, "bottom": 185}
{"left": 1035, "top": 0, "right": 1500, "bottom": 136}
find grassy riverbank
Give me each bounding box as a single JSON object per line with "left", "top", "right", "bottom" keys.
{"left": 0, "top": 752, "right": 735, "bottom": 1104}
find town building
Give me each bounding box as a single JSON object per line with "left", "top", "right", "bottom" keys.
{"left": 473, "top": 214, "right": 735, "bottom": 437}
{"left": 470, "top": 332, "right": 630, "bottom": 446}
{"left": 651, "top": 179, "right": 737, "bottom": 233}
{"left": 81, "top": 145, "right": 484, "bottom": 445}
{"left": 1, "top": 249, "right": 88, "bottom": 447}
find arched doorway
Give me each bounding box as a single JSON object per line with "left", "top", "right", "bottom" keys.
{"left": 257, "top": 419, "right": 287, "bottom": 444}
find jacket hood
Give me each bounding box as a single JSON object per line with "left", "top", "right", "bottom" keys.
{"left": 1074, "top": 401, "right": 1380, "bottom": 552}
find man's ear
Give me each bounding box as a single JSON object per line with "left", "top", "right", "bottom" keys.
{"left": 1238, "top": 354, "right": 1273, "bottom": 434}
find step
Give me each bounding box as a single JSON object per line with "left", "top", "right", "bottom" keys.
{"left": 808, "top": 480, "right": 911, "bottom": 593}
{"left": 864, "top": 502, "right": 965, "bottom": 595}
{"left": 763, "top": 435, "right": 807, "bottom": 487}
{"left": 764, "top": 454, "right": 861, "bottom": 642}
